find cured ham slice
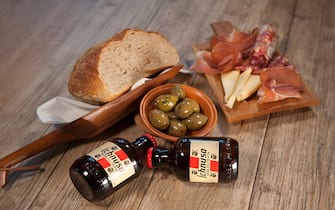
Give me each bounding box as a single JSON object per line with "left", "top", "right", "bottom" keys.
{"left": 191, "top": 51, "right": 222, "bottom": 74}
{"left": 257, "top": 67, "right": 303, "bottom": 103}
{"left": 210, "top": 29, "right": 258, "bottom": 65}
{"left": 260, "top": 67, "right": 302, "bottom": 88}
{"left": 258, "top": 82, "right": 302, "bottom": 103}
{"left": 211, "top": 45, "right": 243, "bottom": 72}
{"left": 191, "top": 23, "right": 259, "bottom": 74}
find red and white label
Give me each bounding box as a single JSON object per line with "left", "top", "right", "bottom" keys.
{"left": 88, "top": 142, "right": 135, "bottom": 187}
{"left": 189, "top": 140, "right": 219, "bottom": 183}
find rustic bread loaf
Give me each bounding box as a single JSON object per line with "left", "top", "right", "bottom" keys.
{"left": 68, "top": 28, "right": 179, "bottom": 104}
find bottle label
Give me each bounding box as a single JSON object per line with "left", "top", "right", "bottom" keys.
{"left": 189, "top": 140, "right": 219, "bottom": 183}
{"left": 88, "top": 142, "right": 135, "bottom": 188}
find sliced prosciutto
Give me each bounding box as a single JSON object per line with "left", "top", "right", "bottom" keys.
{"left": 192, "top": 51, "right": 223, "bottom": 74}
{"left": 257, "top": 67, "right": 303, "bottom": 103}
{"left": 191, "top": 50, "right": 239, "bottom": 74}
{"left": 210, "top": 29, "right": 258, "bottom": 64}
{"left": 191, "top": 23, "right": 258, "bottom": 74}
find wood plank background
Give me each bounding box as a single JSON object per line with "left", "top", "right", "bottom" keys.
{"left": 0, "top": 0, "right": 334, "bottom": 209}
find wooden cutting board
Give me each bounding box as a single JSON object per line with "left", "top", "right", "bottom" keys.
{"left": 0, "top": 65, "right": 183, "bottom": 186}
{"left": 192, "top": 22, "right": 319, "bottom": 123}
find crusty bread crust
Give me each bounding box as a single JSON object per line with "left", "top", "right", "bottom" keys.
{"left": 68, "top": 46, "right": 105, "bottom": 104}
{"left": 68, "top": 28, "right": 179, "bottom": 104}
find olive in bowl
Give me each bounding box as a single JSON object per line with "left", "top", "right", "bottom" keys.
{"left": 139, "top": 83, "right": 217, "bottom": 142}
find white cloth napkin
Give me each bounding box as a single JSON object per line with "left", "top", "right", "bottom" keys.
{"left": 37, "top": 68, "right": 193, "bottom": 124}
{"left": 37, "top": 97, "right": 99, "bottom": 124}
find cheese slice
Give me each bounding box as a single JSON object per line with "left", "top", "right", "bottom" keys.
{"left": 221, "top": 70, "right": 240, "bottom": 102}
{"left": 237, "top": 74, "right": 261, "bottom": 102}
{"left": 225, "top": 68, "right": 252, "bottom": 109}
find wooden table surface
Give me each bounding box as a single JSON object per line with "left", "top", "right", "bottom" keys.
{"left": 0, "top": 0, "right": 334, "bottom": 209}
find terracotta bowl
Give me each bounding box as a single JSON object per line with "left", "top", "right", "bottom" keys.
{"left": 139, "top": 83, "right": 217, "bottom": 142}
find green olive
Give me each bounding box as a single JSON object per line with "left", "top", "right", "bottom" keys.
{"left": 168, "top": 120, "right": 187, "bottom": 137}
{"left": 171, "top": 85, "right": 185, "bottom": 100}
{"left": 182, "top": 112, "right": 208, "bottom": 131}
{"left": 174, "top": 98, "right": 200, "bottom": 119}
{"left": 166, "top": 111, "right": 178, "bottom": 120}
{"left": 154, "top": 94, "right": 179, "bottom": 112}
{"left": 149, "top": 109, "right": 170, "bottom": 130}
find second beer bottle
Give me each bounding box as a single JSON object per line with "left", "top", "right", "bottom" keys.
{"left": 146, "top": 137, "right": 238, "bottom": 183}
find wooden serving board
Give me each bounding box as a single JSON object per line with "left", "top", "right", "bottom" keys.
{"left": 0, "top": 65, "right": 183, "bottom": 186}
{"left": 192, "top": 22, "right": 320, "bottom": 123}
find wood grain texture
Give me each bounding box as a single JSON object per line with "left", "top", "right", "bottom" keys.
{"left": 0, "top": 0, "right": 333, "bottom": 209}
{"left": 250, "top": 0, "right": 335, "bottom": 209}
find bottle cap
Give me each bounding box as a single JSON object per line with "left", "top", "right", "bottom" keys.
{"left": 146, "top": 147, "right": 154, "bottom": 169}
{"left": 143, "top": 133, "right": 157, "bottom": 148}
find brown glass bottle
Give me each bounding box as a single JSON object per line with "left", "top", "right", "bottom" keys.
{"left": 146, "top": 137, "right": 238, "bottom": 183}
{"left": 69, "top": 134, "right": 157, "bottom": 201}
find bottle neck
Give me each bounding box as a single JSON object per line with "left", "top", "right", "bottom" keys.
{"left": 221, "top": 137, "right": 239, "bottom": 181}
{"left": 147, "top": 148, "right": 175, "bottom": 169}
{"left": 133, "top": 134, "right": 157, "bottom": 158}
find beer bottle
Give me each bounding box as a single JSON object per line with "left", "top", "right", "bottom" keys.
{"left": 146, "top": 137, "right": 238, "bottom": 183}
{"left": 69, "top": 134, "right": 157, "bottom": 201}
